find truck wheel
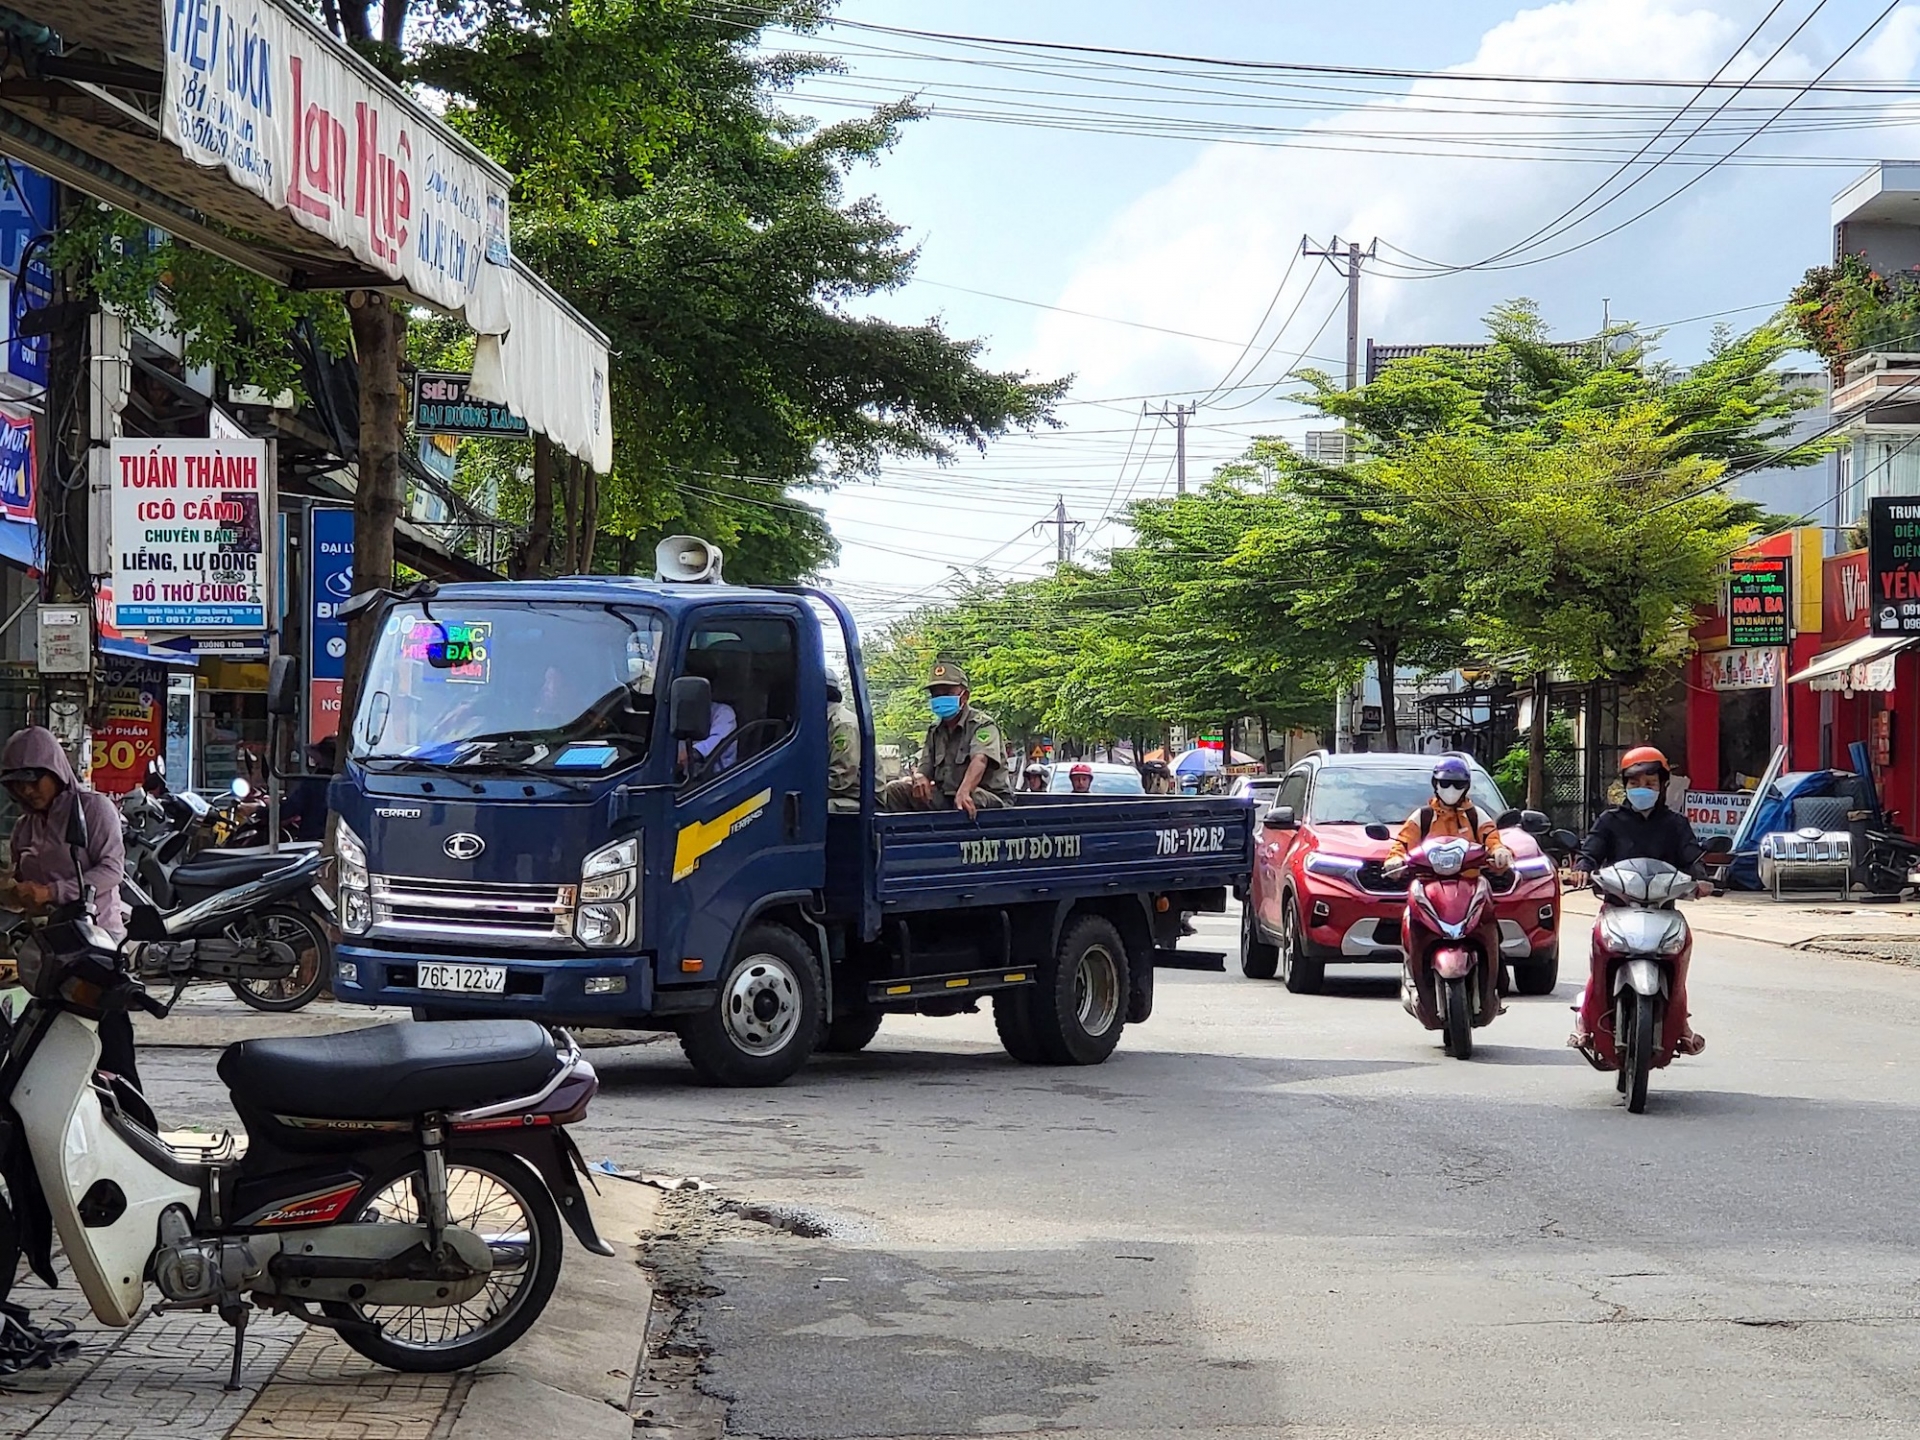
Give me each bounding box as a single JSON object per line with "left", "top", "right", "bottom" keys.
{"left": 993, "top": 991, "right": 1048, "bottom": 1064}
{"left": 679, "top": 924, "right": 822, "bottom": 1087}
{"left": 1279, "top": 898, "right": 1325, "bottom": 995}
{"left": 1033, "top": 915, "right": 1131, "bottom": 1065}
{"left": 1239, "top": 903, "right": 1279, "bottom": 979}
{"left": 821, "top": 1011, "right": 883, "bottom": 1054}
{"left": 1513, "top": 945, "right": 1559, "bottom": 996}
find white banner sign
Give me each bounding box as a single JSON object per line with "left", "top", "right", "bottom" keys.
{"left": 1704, "top": 646, "right": 1780, "bottom": 691}
{"left": 110, "top": 438, "right": 269, "bottom": 633}
{"left": 1684, "top": 790, "right": 1753, "bottom": 836}
{"left": 161, "top": 0, "right": 509, "bottom": 314}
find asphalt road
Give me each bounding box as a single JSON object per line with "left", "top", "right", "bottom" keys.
{"left": 146, "top": 905, "right": 1920, "bottom": 1440}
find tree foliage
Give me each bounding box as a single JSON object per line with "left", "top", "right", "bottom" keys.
{"left": 860, "top": 304, "right": 1819, "bottom": 768}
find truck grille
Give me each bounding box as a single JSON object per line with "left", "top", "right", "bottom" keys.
{"left": 368, "top": 875, "right": 578, "bottom": 948}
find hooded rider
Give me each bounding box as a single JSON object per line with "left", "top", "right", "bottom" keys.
{"left": 1, "top": 726, "right": 137, "bottom": 1087}
{"left": 1569, "top": 746, "right": 1707, "bottom": 1057}
{"left": 1383, "top": 756, "right": 1512, "bottom": 879}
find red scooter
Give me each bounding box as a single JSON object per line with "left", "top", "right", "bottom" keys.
{"left": 1575, "top": 836, "right": 1730, "bottom": 1113}
{"left": 1381, "top": 834, "right": 1505, "bottom": 1059}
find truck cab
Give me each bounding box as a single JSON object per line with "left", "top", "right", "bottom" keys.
{"left": 332, "top": 544, "right": 1251, "bottom": 1085}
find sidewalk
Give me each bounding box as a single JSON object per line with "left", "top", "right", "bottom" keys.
{"left": 6, "top": 1178, "right": 661, "bottom": 1440}
{"left": 1562, "top": 885, "right": 1920, "bottom": 954}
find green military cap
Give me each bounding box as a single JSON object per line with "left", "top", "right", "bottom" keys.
{"left": 926, "top": 661, "right": 969, "bottom": 689}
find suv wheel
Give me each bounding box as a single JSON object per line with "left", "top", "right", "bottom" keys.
{"left": 1279, "top": 896, "right": 1325, "bottom": 995}
{"left": 1239, "top": 901, "right": 1279, "bottom": 979}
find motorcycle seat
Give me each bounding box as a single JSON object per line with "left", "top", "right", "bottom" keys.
{"left": 172, "top": 852, "right": 305, "bottom": 889}
{"left": 218, "top": 1020, "right": 559, "bottom": 1120}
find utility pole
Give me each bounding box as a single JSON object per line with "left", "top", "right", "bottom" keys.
{"left": 1152, "top": 401, "right": 1196, "bottom": 495}
{"left": 1301, "top": 234, "right": 1378, "bottom": 393}
{"left": 1035, "top": 496, "right": 1083, "bottom": 566}
{"left": 1301, "top": 234, "right": 1377, "bottom": 750}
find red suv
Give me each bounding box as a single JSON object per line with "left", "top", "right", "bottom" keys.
{"left": 1240, "top": 752, "right": 1561, "bottom": 995}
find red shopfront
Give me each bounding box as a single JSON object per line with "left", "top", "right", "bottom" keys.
{"left": 1686, "top": 529, "right": 1824, "bottom": 792}
{"left": 1786, "top": 548, "right": 1920, "bottom": 825}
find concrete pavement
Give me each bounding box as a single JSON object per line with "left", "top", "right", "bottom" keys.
{"left": 563, "top": 901, "right": 1920, "bottom": 1440}
{"left": 15, "top": 893, "right": 1920, "bottom": 1439}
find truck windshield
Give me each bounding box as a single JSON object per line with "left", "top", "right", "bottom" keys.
{"left": 352, "top": 602, "right": 664, "bottom": 773}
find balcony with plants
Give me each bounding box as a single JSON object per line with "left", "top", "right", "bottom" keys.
{"left": 1791, "top": 252, "right": 1920, "bottom": 418}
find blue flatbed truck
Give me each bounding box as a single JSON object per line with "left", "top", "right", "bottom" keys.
{"left": 328, "top": 549, "right": 1252, "bottom": 1085}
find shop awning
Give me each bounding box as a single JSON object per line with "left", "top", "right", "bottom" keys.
{"left": 1787, "top": 633, "right": 1916, "bottom": 692}
{"left": 0, "top": 0, "right": 611, "bottom": 473}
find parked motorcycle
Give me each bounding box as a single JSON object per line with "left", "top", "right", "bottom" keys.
{"left": 1578, "top": 836, "right": 1731, "bottom": 1113}
{"left": 1376, "top": 829, "right": 1506, "bottom": 1059}
{"left": 0, "top": 808, "right": 612, "bottom": 1381}
{"left": 120, "top": 775, "right": 333, "bottom": 1013}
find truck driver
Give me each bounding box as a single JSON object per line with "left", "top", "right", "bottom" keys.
{"left": 878, "top": 662, "right": 1012, "bottom": 817}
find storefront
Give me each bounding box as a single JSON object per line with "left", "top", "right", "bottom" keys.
{"left": 1685, "top": 529, "right": 1825, "bottom": 792}
{"left": 1788, "top": 547, "right": 1920, "bottom": 826}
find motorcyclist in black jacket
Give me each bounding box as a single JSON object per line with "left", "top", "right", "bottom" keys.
{"left": 1569, "top": 746, "right": 1708, "bottom": 1056}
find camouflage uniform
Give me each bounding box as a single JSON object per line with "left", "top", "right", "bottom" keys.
{"left": 827, "top": 695, "right": 860, "bottom": 812}
{"left": 878, "top": 661, "right": 1011, "bottom": 812}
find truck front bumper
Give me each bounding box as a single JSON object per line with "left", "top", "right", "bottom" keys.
{"left": 334, "top": 943, "right": 708, "bottom": 1021}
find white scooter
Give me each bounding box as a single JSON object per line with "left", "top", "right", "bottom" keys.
{"left": 0, "top": 803, "right": 611, "bottom": 1384}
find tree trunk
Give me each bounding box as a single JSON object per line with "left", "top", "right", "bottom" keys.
{"left": 336, "top": 290, "right": 404, "bottom": 763}
{"left": 618, "top": 533, "right": 639, "bottom": 577}
{"left": 579, "top": 462, "right": 600, "bottom": 575}
{"left": 1375, "top": 644, "right": 1400, "bottom": 753}
{"left": 558, "top": 455, "right": 581, "bottom": 573}
{"left": 1527, "top": 670, "right": 1550, "bottom": 810}
{"left": 517, "top": 434, "right": 555, "bottom": 579}
{"left": 1259, "top": 713, "right": 1272, "bottom": 767}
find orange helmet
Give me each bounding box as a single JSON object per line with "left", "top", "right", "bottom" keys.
{"left": 1620, "top": 746, "right": 1670, "bottom": 778}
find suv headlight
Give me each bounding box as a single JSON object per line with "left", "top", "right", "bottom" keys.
{"left": 337, "top": 821, "right": 371, "bottom": 934}
{"left": 577, "top": 837, "right": 637, "bottom": 946}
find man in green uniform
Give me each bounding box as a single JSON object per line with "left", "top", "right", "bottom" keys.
{"left": 826, "top": 669, "right": 860, "bottom": 813}
{"left": 878, "top": 662, "right": 1011, "bottom": 816}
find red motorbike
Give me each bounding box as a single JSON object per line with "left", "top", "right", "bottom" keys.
{"left": 1382, "top": 834, "right": 1505, "bottom": 1059}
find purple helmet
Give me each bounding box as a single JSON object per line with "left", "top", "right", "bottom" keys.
{"left": 1431, "top": 756, "right": 1472, "bottom": 792}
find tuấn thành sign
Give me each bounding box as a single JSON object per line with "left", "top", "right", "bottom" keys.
{"left": 110, "top": 438, "right": 268, "bottom": 633}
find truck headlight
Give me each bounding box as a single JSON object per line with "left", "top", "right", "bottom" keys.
{"left": 577, "top": 903, "right": 630, "bottom": 948}
{"left": 581, "top": 837, "right": 637, "bottom": 902}
{"left": 337, "top": 822, "right": 371, "bottom": 934}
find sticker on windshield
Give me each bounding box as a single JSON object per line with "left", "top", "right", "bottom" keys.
{"left": 403, "top": 619, "right": 491, "bottom": 683}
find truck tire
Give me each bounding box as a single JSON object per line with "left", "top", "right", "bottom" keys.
{"left": 821, "top": 1011, "right": 884, "bottom": 1054}
{"left": 1239, "top": 902, "right": 1279, "bottom": 979}
{"left": 993, "top": 991, "right": 1048, "bottom": 1064}
{"left": 679, "top": 924, "right": 822, "bottom": 1087}
{"left": 1032, "top": 915, "right": 1131, "bottom": 1065}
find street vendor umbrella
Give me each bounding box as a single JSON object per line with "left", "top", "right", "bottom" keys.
{"left": 1170, "top": 747, "right": 1223, "bottom": 776}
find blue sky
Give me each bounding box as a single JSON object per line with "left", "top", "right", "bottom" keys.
{"left": 767, "top": 2, "right": 1920, "bottom": 622}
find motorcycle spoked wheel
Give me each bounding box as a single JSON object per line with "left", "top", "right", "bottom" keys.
{"left": 1439, "top": 975, "right": 1474, "bottom": 1060}
{"left": 322, "top": 1149, "right": 563, "bottom": 1373}
{"left": 227, "top": 907, "right": 330, "bottom": 1013}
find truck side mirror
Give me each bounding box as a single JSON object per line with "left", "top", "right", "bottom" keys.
{"left": 669, "top": 675, "right": 713, "bottom": 742}
{"left": 1261, "top": 805, "right": 1296, "bottom": 831}
{"left": 267, "top": 654, "right": 299, "bottom": 717}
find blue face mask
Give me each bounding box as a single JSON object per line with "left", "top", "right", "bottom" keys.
{"left": 930, "top": 694, "right": 963, "bottom": 721}
{"left": 1625, "top": 786, "right": 1659, "bottom": 813}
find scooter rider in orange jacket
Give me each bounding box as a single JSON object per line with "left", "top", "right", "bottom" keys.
{"left": 1568, "top": 746, "right": 1708, "bottom": 1056}
{"left": 1383, "top": 756, "right": 1513, "bottom": 880}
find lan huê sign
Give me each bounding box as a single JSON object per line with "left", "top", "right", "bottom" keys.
{"left": 1727, "top": 552, "right": 1789, "bottom": 648}
{"left": 1869, "top": 495, "right": 1920, "bottom": 636}
{"left": 413, "top": 370, "right": 528, "bottom": 439}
